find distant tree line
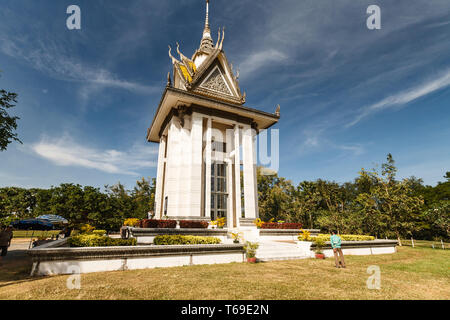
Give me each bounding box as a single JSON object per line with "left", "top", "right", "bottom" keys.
{"left": 257, "top": 154, "right": 449, "bottom": 241}
{"left": 0, "top": 155, "right": 448, "bottom": 240}
{"left": 0, "top": 178, "right": 155, "bottom": 231}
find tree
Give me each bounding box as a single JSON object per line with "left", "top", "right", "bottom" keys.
{"left": 257, "top": 168, "right": 295, "bottom": 222}
{"left": 314, "top": 180, "right": 359, "bottom": 234}
{"left": 132, "top": 177, "right": 155, "bottom": 219}
{"left": 355, "top": 154, "right": 424, "bottom": 240}
{"left": 0, "top": 187, "right": 36, "bottom": 222}
{"left": 293, "top": 181, "right": 321, "bottom": 229}
{"left": 105, "top": 182, "right": 135, "bottom": 221}
{"left": 424, "top": 201, "right": 450, "bottom": 239}
{"left": 0, "top": 88, "right": 22, "bottom": 151}
{"left": 47, "top": 184, "right": 87, "bottom": 228}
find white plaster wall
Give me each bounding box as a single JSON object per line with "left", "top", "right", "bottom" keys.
{"left": 323, "top": 246, "right": 395, "bottom": 258}
{"left": 205, "top": 118, "right": 212, "bottom": 219}
{"left": 161, "top": 114, "right": 206, "bottom": 218}
{"left": 33, "top": 252, "right": 245, "bottom": 276}
{"left": 240, "top": 227, "right": 260, "bottom": 242}
{"left": 126, "top": 255, "right": 191, "bottom": 270}
{"left": 242, "top": 126, "right": 257, "bottom": 219}
{"left": 234, "top": 125, "right": 242, "bottom": 224}
{"left": 154, "top": 136, "right": 166, "bottom": 218}
{"left": 370, "top": 247, "right": 396, "bottom": 255}
{"left": 34, "top": 259, "right": 124, "bottom": 276}
{"left": 165, "top": 120, "right": 178, "bottom": 216}
{"left": 177, "top": 117, "right": 192, "bottom": 217}
{"left": 189, "top": 113, "right": 204, "bottom": 217}
{"left": 166, "top": 118, "right": 194, "bottom": 217}
{"left": 193, "top": 252, "right": 244, "bottom": 265}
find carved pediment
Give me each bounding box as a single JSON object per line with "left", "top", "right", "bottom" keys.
{"left": 200, "top": 67, "right": 232, "bottom": 96}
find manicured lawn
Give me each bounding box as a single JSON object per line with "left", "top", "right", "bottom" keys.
{"left": 13, "top": 230, "right": 61, "bottom": 238}
{"left": 0, "top": 246, "right": 448, "bottom": 300}
{"left": 400, "top": 239, "right": 449, "bottom": 249}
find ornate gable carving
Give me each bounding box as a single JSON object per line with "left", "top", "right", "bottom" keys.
{"left": 200, "top": 67, "right": 232, "bottom": 96}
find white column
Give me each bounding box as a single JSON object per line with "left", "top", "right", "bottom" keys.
{"left": 154, "top": 135, "right": 166, "bottom": 219}
{"left": 242, "top": 125, "right": 257, "bottom": 219}
{"left": 190, "top": 113, "right": 203, "bottom": 217}
{"left": 253, "top": 133, "right": 259, "bottom": 219}
{"left": 234, "top": 125, "right": 242, "bottom": 225}
{"left": 205, "top": 118, "right": 212, "bottom": 219}
{"left": 166, "top": 119, "right": 182, "bottom": 217}
{"left": 226, "top": 158, "right": 233, "bottom": 229}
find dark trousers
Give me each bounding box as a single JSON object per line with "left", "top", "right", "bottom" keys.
{"left": 0, "top": 246, "right": 8, "bottom": 257}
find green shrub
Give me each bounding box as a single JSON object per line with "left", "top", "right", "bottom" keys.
{"left": 315, "top": 234, "right": 375, "bottom": 242}
{"left": 80, "top": 224, "right": 95, "bottom": 234}
{"left": 123, "top": 218, "right": 140, "bottom": 227}
{"left": 68, "top": 234, "right": 137, "bottom": 247}
{"left": 92, "top": 230, "right": 107, "bottom": 236}
{"left": 153, "top": 235, "right": 222, "bottom": 245}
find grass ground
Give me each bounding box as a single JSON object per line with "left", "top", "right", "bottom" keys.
{"left": 0, "top": 246, "right": 448, "bottom": 300}
{"left": 400, "top": 239, "right": 449, "bottom": 249}
{"left": 12, "top": 230, "right": 61, "bottom": 238}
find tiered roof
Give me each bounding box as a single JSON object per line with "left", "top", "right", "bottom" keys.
{"left": 168, "top": 0, "right": 245, "bottom": 105}
{"left": 146, "top": 0, "right": 279, "bottom": 143}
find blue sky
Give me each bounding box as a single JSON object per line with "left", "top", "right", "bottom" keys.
{"left": 0, "top": 0, "right": 449, "bottom": 190}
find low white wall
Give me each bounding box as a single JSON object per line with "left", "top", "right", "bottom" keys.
{"left": 322, "top": 245, "right": 396, "bottom": 257}
{"left": 32, "top": 251, "right": 245, "bottom": 276}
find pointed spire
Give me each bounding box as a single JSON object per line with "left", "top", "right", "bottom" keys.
{"left": 215, "top": 27, "right": 221, "bottom": 49}
{"left": 168, "top": 45, "right": 180, "bottom": 64}
{"left": 200, "top": 0, "right": 214, "bottom": 51}
{"left": 219, "top": 26, "right": 225, "bottom": 50}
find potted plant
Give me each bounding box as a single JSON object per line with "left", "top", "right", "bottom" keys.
{"left": 313, "top": 237, "right": 326, "bottom": 259}
{"left": 231, "top": 231, "right": 242, "bottom": 244}
{"left": 244, "top": 241, "right": 259, "bottom": 263}
{"left": 253, "top": 218, "right": 263, "bottom": 228}
{"left": 217, "top": 217, "right": 226, "bottom": 229}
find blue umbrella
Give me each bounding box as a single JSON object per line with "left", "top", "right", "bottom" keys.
{"left": 11, "top": 218, "right": 54, "bottom": 230}
{"left": 37, "top": 214, "right": 69, "bottom": 224}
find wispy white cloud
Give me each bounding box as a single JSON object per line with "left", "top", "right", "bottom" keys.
{"left": 347, "top": 69, "right": 450, "bottom": 127}
{"left": 0, "top": 36, "right": 158, "bottom": 100}
{"left": 426, "top": 20, "right": 450, "bottom": 28}
{"left": 30, "top": 135, "right": 158, "bottom": 176}
{"left": 239, "top": 49, "right": 287, "bottom": 78}
{"left": 336, "top": 144, "right": 365, "bottom": 156}
{"left": 298, "top": 127, "right": 365, "bottom": 156}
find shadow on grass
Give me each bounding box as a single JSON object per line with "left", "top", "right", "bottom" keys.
{"left": 0, "top": 250, "right": 47, "bottom": 289}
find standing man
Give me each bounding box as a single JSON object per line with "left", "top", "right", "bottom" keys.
{"left": 0, "top": 225, "right": 14, "bottom": 264}
{"left": 331, "top": 230, "right": 346, "bottom": 268}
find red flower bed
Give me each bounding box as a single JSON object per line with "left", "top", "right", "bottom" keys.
{"left": 260, "top": 222, "right": 302, "bottom": 229}
{"left": 179, "top": 220, "right": 209, "bottom": 229}
{"left": 140, "top": 219, "right": 177, "bottom": 229}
